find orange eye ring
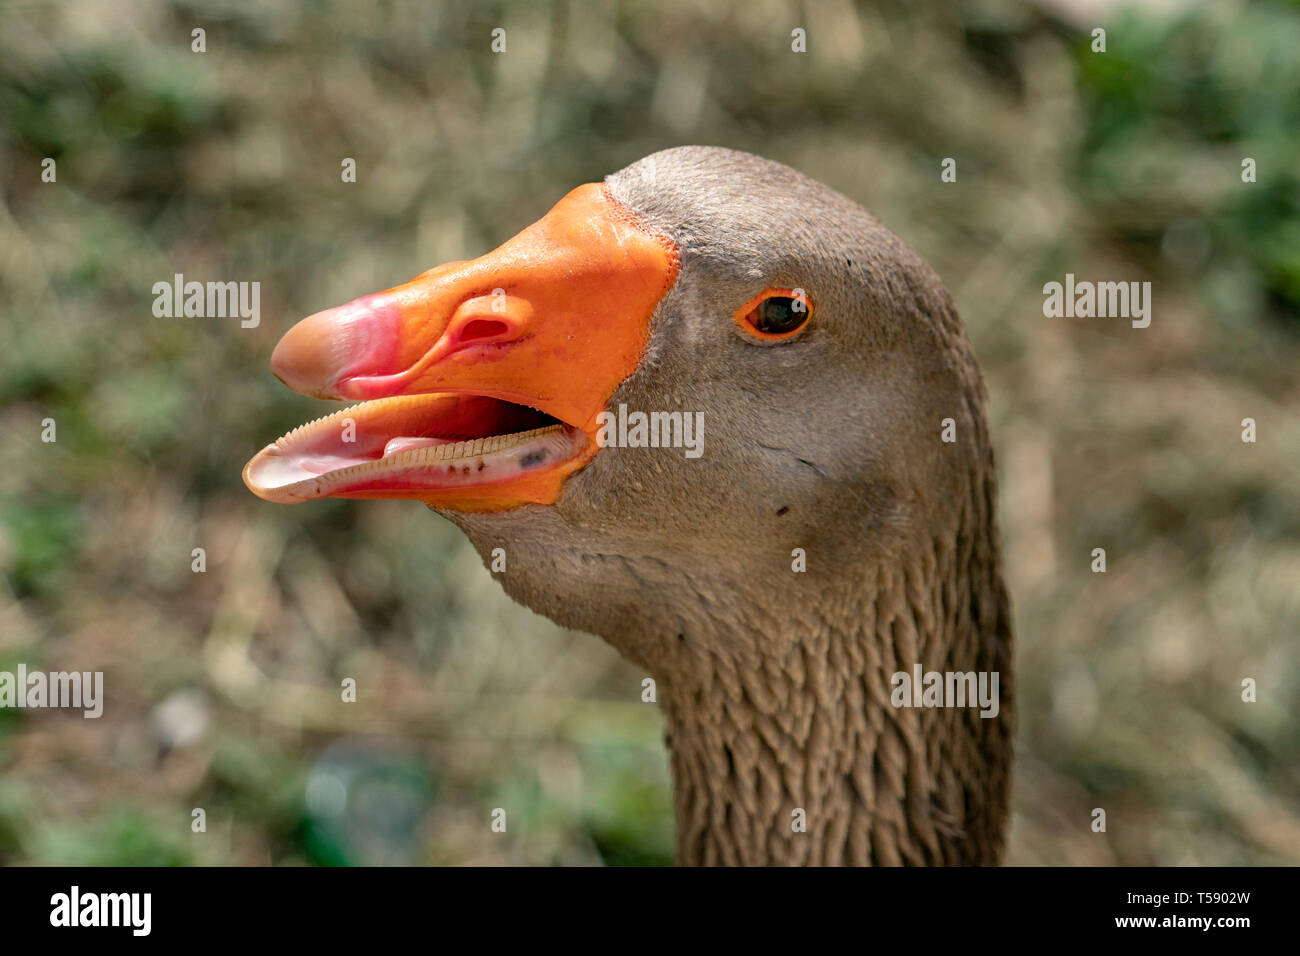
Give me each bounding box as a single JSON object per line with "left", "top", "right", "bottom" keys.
{"left": 733, "top": 287, "right": 814, "bottom": 341}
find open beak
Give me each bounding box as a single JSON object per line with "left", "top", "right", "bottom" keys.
{"left": 242, "top": 183, "right": 678, "bottom": 512}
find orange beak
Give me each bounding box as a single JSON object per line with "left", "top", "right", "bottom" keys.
{"left": 243, "top": 183, "right": 678, "bottom": 512}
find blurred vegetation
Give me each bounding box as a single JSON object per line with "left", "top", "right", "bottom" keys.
{"left": 1, "top": 0, "right": 1297, "bottom": 865}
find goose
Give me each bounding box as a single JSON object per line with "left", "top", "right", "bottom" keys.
{"left": 243, "top": 146, "right": 1014, "bottom": 866}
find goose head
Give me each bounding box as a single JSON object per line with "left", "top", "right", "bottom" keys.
{"left": 244, "top": 146, "right": 1013, "bottom": 866}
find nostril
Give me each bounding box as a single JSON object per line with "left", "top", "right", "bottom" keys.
{"left": 455, "top": 318, "right": 511, "bottom": 344}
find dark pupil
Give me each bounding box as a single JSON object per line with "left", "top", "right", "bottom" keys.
{"left": 756, "top": 296, "right": 803, "bottom": 334}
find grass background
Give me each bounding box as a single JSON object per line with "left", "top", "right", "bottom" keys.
{"left": 1, "top": 0, "right": 1298, "bottom": 865}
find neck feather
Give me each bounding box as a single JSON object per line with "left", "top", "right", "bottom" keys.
{"left": 657, "top": 471, "right": 1012, "bottom": 866}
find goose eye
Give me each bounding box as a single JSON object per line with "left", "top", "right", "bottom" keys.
{"left": 735, "top": 288, "right": 813, "bottom": 341}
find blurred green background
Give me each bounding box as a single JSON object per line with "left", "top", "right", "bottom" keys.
{"left": 1, "top": 0, "right": 1298, "bottom": 865}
